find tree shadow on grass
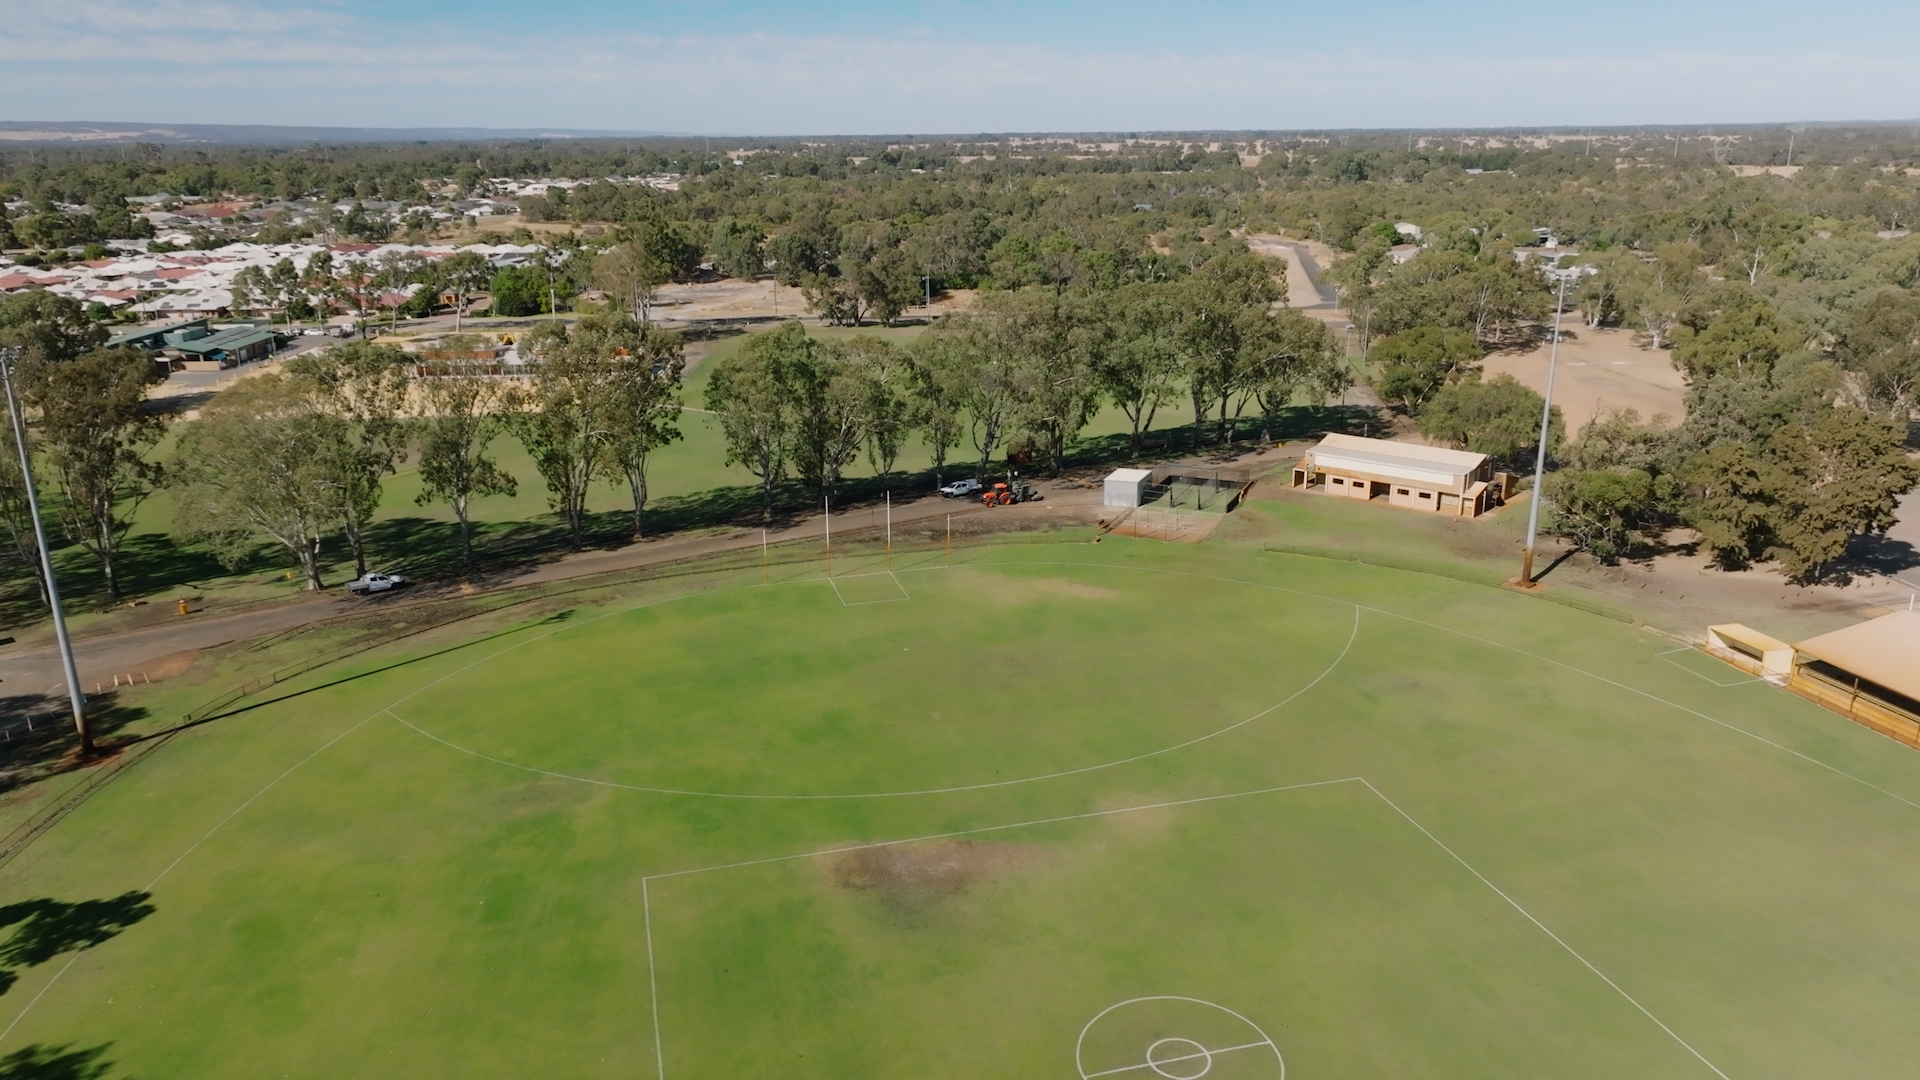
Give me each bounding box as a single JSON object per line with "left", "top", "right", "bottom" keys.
{"left": 0, "top": 891, "right": 154, "bottom": 996}
{"left": 0, "top": 697, "right": 149, "bottom": 792}
{"left": 0, "top": 1043, "right": 122, "bottom": 1080}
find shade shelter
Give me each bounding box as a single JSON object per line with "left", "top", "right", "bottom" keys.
{"left": 1706, "top": 624, "right": 1794, "bottom": 679}
{"left": 1790, "top": 611, "right": 1920, "bottom": 748}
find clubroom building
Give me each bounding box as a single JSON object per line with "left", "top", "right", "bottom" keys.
{"left": 1290, "top": 433, "right": 1507, "bottom": 518}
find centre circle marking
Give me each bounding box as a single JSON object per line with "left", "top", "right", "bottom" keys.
{"left": 1077, "top": 996, "right": 1283, "bottom": 1080}
{"left": 1147, "top": 1037, "right": 1213, "bottom": 1079}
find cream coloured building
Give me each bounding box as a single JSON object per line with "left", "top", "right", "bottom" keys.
{"left": 1290, "top": 433, "right": 1505, "bottom": 518}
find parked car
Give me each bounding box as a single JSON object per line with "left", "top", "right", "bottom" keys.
{"left": 939, "top": 478, "right": 984, "bottom": 498}
{"left": 346, "top": 571, "right": 406, "bottom": 595}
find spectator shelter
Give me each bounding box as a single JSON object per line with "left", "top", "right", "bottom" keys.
{"left": 1789, "top": 611, "right": 1920, "bottom": 749}
{"left": 1290, "top": 433, "right": 1505, "bottom": 518}
{"left": 1705, "top": 624, "right": 1795, "bottom": 679}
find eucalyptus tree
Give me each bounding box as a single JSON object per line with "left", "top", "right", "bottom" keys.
{"left": 285, "top": 342, "right": 413, "bottom": 579}
{"left": 705, "top": 322, "right": 809, "bottom": 522}
{"left": 905, "top": 333, "right": 969, "bottom": 485}
{"left": 414, "top": 363, "right": 518, "bottom": 566}
{"left": 598, "top": 323, "right": 685, "bottom": 538}
{"left": 511, "top": 317, "right": 630, "bottom": 546}
{"left": 1091, "top": 283, "right": 1183, "bottom": 457}
{"left": 172, "top": 374, "right": 345, "bottom": 591}
{"left": 22, "top": 348, "right": 165, "bottom": 599}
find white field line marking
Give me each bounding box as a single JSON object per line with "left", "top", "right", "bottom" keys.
{"left": 642, "top": 780, "right": 1353, "bottom": 1080}
{"left": 1360, "top": 778, "right": 1733, "bottom": 1080}
{"left": 1083, "top": 1039, "right": 1273, "bottom": 1078}
{"left": 387, "top": 602, "right": 1359, "bottom": 799}
{"left": 1003, "top": 558, "right": 1920, "bottom": 817}
{"left": 1654, "top": 647, "right": 1762, "bottom": 688}
{"left": 1076, "top": 996, "right": 1282, "bottom": 1080}
{"left": 643, "top": 878, "right": 664, "bottom": 1080}
{"left": 0, "top": 708, "right": 389, "bottom": 1046}
{"left": 0, "top": 581, "right": 780, "bottom": 1045}
{"left": 826, "top": 572, "right": 911, "bottom": 606}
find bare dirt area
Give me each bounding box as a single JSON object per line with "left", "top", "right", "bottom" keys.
{"left": 1482, "top": 326, "right": 1686, "bottom": 432}
{"left": 829, "top": 840, "right": 1038, "bottom": 901}
{"left": 650, "top": 279, "right": 975, "bottom": 326}
{"left": 1544, "top": 543, "right": 1916, "bottom": 643}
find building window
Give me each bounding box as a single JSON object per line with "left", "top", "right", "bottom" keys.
{"left": 1396, "top": 488, "right": 1409, "bottom": 495}
{"left": 1418, "top": 491, "right": 1432, "bottom": 500}
{"left": 1331, "top": 477, "right": 1344, "bottom": 485}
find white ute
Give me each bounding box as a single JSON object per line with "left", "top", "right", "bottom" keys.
{"left": 939, "top": 478, "right": 983, "bottom": 498}
{"left": 346, "top": 571, "right": 406, "bottom": 595}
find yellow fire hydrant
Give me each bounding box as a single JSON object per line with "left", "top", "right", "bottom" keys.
{"left": 177, "top": 599, "right": 190, "bottom": 616}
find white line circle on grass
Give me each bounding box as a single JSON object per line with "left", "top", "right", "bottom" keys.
{"left": 1076, "top": 996, "right": 1282, "bottom": 1080}
{"left": 384, "top": 564, "right": 1360, "bottom": 800}
{"left": 1147, "top": 1037, "right": 1213, "bottom": 1079}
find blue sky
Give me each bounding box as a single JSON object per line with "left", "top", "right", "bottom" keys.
{"left": 3, "top": 0, "right": 1917, "bottom": 133}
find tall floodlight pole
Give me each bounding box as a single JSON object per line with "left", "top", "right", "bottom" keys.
{"left": 1, "top": 350, "right": 90, "bottom": 753}
{"left": 1520, "top": 274, "right": 1571, "bottom": 587}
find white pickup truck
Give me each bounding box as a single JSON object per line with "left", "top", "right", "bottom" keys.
{"left": 939, "top": 478, "right": 984, "bottom": 498}
{"left": 346, "top": 571, "right": 406, "bottom": 595}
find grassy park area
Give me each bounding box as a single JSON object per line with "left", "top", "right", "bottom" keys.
{"left": 4, "top": 523, "right": 1920, "bottom": 1078}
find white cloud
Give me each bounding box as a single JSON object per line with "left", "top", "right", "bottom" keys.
{"left": 1, "top": 0, "right": 1916, "bottom": 131}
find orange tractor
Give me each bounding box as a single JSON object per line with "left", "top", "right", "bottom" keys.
{"left": 982, "top": 480, "right": 1042, "bottom": 507}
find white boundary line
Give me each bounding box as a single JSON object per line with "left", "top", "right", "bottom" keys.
{"left": 1653, "top": 647, "right": 1763, "bottom": 688}
{"left": 1359, "top": 778, "right": 1733, "bottom": 1080}
{"left": 10, "top": 547, "right": 1902, "bottom": 1061}
{"left": 1, "top": 557, "right": 1012, "bottom": 1043}
{"left": 0, "top": 581, "right": 758, "bottom": 1046}
{"left": 1007, "top": 559, "right": 1920, "bottom": 817}
{"left": 0, "top": 708, "right": 391, "bottom": 1046}
{"left": 642, "top": 778, "right": 1731, "bottom": 1080}
{"left": 385, "top": 573, "right": 1361, "bottom": 799}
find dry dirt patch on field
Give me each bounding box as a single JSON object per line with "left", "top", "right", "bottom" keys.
{"left": 828, "top": 841, "right": 1042, "bottom": 922}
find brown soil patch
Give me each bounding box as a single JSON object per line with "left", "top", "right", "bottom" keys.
{"left": 137, "top": 649, "right": 199, "bottom": 681}
{"left": 55, "top": 736, "right": 137, "bottom": 771}
{"left": 829, "top": 840, "right": 1034, "bottom": 900}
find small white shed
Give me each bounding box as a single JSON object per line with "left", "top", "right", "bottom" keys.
{"left": 1103, "top": 468, "right": 1153, "bottom": 507}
